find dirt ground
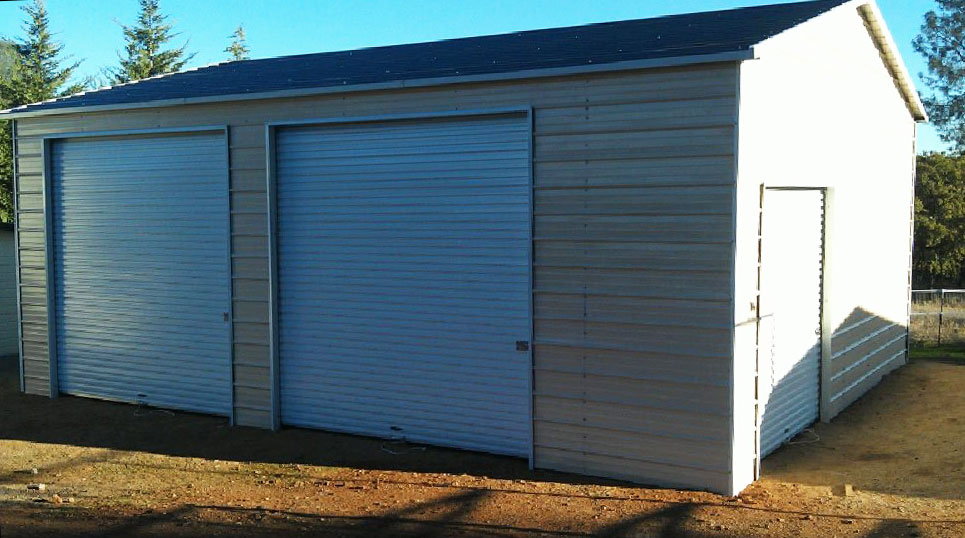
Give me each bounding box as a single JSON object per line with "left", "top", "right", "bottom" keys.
{"left": 1, "top": 354, "right": 963, "bottom": 537}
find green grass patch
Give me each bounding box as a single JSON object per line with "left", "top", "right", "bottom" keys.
{"left": 910, "top": 344, "right": 965, "bottom": 363}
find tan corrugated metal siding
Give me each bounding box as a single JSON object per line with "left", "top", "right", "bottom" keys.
{"left": 14, "top": 63, "right": 739, "bottom": 492}
{"left": 0, "top": 229, "right": 18, "bottom": 356}
{"left": 13, "top": 133, "right": 50, "bottom": 396}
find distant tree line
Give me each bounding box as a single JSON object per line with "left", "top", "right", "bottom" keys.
{"left": 915, "top": 1, "right": 965, "bottom": 288}
{"left": 0, "top": 0, "right": 250, "bottom": 221}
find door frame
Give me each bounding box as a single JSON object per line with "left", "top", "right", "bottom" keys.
{"left": 264, "top": 108, "right": 535, "bottom": 465}
{"left": 39, "top": 125, "right": 234, "bottom": 421}
{"left": 756, "top": 186, "right": 833, "bottom": 471}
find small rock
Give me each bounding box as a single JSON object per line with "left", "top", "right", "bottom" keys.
{"left": 66, "top": 497, "right": 75, "bottom": 504}
{"left": 842, "top": 519, "right": 855, "bottom": 525}
{"left": 802, "top": 514, "right": 814, "bottom": 521}
{"left": 51, "top": 494, "right": 63, "bottom": 504}
{"left": 843, "top": 484, "right": 855, "bottom": 497}
{"left": 27, "top": 483, "right": 46, "bottom": 491}
{"left": 30, "top": 468, "right": 39, "bottom": 475}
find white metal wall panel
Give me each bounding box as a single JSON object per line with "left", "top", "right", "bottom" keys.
{"left": 276, "top": 114, "right": 532, "bottom": 456}
{"left": 759, "top": 189, "right": 824, "bottom": 456}
{"left": 52, "top": 132, "right": 231, "bottom": 415}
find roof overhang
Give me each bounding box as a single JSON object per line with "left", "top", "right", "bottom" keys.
{"left": 0, "top": 49, "right": 755, "bottom": 120}
{"left": 856, "top": 1, "right": 928, "bottom": 122}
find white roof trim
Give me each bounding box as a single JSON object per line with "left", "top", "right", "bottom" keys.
{"left": 0, "top": 50, "right": 754, "bottom": 119}
{"left": 855, "top": 1, "right": 928, "bottom": 122}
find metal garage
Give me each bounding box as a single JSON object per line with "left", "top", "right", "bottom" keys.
{"left": 272, "top": 113, "right": 533, "bottom": 456}
{"left": 4, "top": 0, "right": 926, "bottom": 495}
{"left": 50, "top": 131, "right": 231, "bottom": 414}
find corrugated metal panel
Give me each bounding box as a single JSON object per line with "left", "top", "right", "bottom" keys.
{"left": 0, "top": 230, "right": 19, "bottom": 355}
{"left": 15, "top": 63, "right": 742, "bottom": 492}
{"left": 759, "top": 189, "right": 824, "bottom": 456}
{"left": 826, "top": 314, "right": 906, "bottom": 417}
{"left": 275, "top": 114, "right": 532, "bottom": 456}
{"left": 51, "top": 133, "right": 231, "bottom": 414}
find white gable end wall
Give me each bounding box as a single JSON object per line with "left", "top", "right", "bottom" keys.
{"left": 733, "top": 1, "right": 917, "bottom": 491}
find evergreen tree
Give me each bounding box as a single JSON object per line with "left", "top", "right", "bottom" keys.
{"left": 2, "top": 0, "right": 81, "bottom": 104}
{"left": 0, "top": 41, "right": 16, "bottom": 223}
{"left": 0, "top": 1, "right": 84, "bottom": 222}
{"left": 112, "top": 0, "right": 194, "bottom": 84}
{"left": 915, "top": 1, "right": 965, "bottom": 151}
{"left": 225, "top": 26, "right": 249, "bottom": 61}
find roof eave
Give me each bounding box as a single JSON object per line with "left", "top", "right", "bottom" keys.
{"left": 0, "top": 49, "right": 755, "bottom": 120}
{"left": 856, "top": 1, "right": 928, "bottom": 122}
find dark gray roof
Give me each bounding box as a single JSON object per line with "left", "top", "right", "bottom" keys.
{"left": 4, "top": 0, "right": 849, "bottom": 116}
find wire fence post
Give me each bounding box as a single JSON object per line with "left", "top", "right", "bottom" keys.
{"left": 939, "top": 289, "right": 945, "bottom": 347}
{"left": 910, "top": 288, "right": 965, "bottom": 347}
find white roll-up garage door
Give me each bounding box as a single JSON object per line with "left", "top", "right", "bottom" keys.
{"left": 275, "top": 114, "right": 532, "bottom": 456}
{"left": 52, "top": 132, "right": 231, "bottom": 415}
{"left": 759, "top": 188, "right": 825, "bottom": 456}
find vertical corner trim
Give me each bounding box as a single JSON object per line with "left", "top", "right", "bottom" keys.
{"left": 819, "top": 188, "right": 833, "bottom": 423}
{"left": 265, "top": 124, "right": 281, "bottom": 432}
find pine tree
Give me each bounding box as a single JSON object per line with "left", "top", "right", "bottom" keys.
{"left": 112, "top": 0, "right": 194, "bottom": 84}
{"left": 0, "top": 0, "right": 84, "bottom": 222}
{"left": 2, "top": 0, "right": 81, "bottom": 104}
{"left": 915, "top": 1, "right": 965, "bottom": 151}
{"left": 0, "top": 41, "right": 16, "bottom": 222}
{"left": 225, "top": 26, "right": 249, "bottom": 61}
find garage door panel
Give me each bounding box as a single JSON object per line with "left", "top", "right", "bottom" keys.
{"left": 52, "top": 133, "right": 231, "bottom": 415}
{"left": 759, "top": 189, "right": 824, "bottom": 457}
{"left": 277, "top": 115, "right": 532, "bottom": 457}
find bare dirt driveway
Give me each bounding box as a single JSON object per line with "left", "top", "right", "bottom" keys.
{"left": 1, "top": 352, "right": 963, "bottom": 537}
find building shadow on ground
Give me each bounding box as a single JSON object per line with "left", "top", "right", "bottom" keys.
{"left": 0, "top": 353, "right": 601, "bottom": 486}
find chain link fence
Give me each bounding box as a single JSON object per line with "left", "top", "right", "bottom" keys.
{"left": 911, "top": 289, "right": 965, "bottom": 346}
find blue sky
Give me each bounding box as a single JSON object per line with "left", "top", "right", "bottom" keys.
{"left": 0, "top": 0, "right": 947, "bottom": 152}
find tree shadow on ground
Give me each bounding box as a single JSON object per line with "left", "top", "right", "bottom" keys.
{"left": 4, "top": 495, "right": 957, "bottom": 538}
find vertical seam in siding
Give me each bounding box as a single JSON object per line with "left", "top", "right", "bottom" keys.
{"left": 41, "top": 137, "right": 58, "bottom": 398}
{"left": 12, "top": 119, "right": 24, "bottom": 393}
{"left": 527, "top": 107, "right": 536, "bottom": 469}
{"left": 266, "top": 124, "right": 281, "bottom": 431}
{"left": 224, "top": 127, "right": 236, "bottom": 426}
